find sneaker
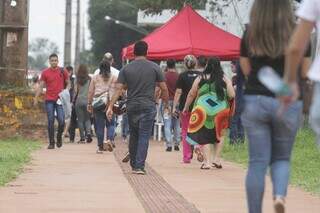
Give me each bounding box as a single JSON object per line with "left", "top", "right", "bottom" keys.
{"left": 78, "top": 139, "right": 86, "bottom": 144}
{"left": 274, "top": 197, "right": 285, "bottom": 213}
{"left": 56, "top": 139, "right": 62, "bottom": 148}
{"left": 132, "top": 169, "right": 146, "bottom": 175}
{"left": 111, "top": 142, "right": 116, "bottom": 148}
{"left": 86, "top": 134, "right": 93, "bottom": 143}
{"left": 96, "top": 147, "right": 103, "bottom": 154}
{"left": 141, "top": 168, "right": 147, "bottom": 175}
{"left": 174, "top": 146, "right": 180, "bottom": 151}
{"left": 122, "top": 152, "right": 130, "bottom": 163}
{"left": 47, "top": 143, "right": 55, "bottom": 149}
{"left": 166, "top": 147, "right": 172, "bottom": 152}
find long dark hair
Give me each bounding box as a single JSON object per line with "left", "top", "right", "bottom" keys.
{"left": 76, "top": 64, "right": 90, "bottom": 86}
{"left": 203, "top": 57, "right": 225, "bottom": 101}
{"left": 99, "top": 61, "right": 111, "bottom": 81}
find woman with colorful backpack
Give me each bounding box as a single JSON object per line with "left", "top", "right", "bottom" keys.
{"left": 183, "top": 57, "right": 235, "bottom": 169}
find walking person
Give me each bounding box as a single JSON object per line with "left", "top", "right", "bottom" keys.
{"left": 94, "top": 52, "right": 119, "bottom": 147}
{"left": 88, "top": 61, "right": 117, "bottom": 153}
{"left": 285, "top": 0, "right": 320, "bottom": 149}
{"left": 239, "top": 0, "right": 311, "bottom": 212}
{"left": 162, "top": 59, "right": 181, "bottom": 152}
{"left": 183, "top": 57, "right": 235, "bottom": 169}
{"left": 196, "top": 55, "right": 208, "bottom": 72}
{"left": 63, "top": 66, "right": 75, "bottom": 138}
{"left": 173, "top": 55, "right": 202, "bottom": 163}
{"left": 107, "top": 41, "right": 169, "bottom": 175}
{"left": 229, "top": 61, "right": 245, "bottom": 144}
{"left": 75, "top": 64, "right": 92, "bottom": 143}
{"left": 34, "top": 53, "right": 69, "bottom": 149}
{"left": 120, "top": 90, "right": 130, "bottom": 143}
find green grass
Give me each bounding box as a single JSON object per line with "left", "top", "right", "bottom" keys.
{"left": 0, "top": 138, "right": 41, "bottom": 186}
{"left": 222, "top": 128, "right": 320, "bottom": 196}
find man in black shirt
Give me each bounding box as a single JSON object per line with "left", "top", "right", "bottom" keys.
{"left": 173, "top": 55, "right": 201, "bottom": 163}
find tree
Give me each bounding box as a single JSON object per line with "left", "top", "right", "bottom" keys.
{"left": 135, "top": 0, "right": 247, "bottom": 30}
{"left": 79, "top": 50, "right": 96, "bottom": 73}
{"left": 28, "top": 38, "right": 59, "bottom": 71}
{"left": 135, "top": 0, "right": 206, "bottom": 14}
{"left": 88, "top": 0, "right": 249, "bottom": 67}
{"left": 88, "top": 0, "right": 144, "bottom": 69}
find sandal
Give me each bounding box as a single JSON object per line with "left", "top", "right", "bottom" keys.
{"left": 212, "top": 162, "right": 223, "bottom": 169}
{"left": 200, "top": 164, "right": 211, "bottom": 170}
{"left": 194, "top": 147, "right": 204, "bottom": 162}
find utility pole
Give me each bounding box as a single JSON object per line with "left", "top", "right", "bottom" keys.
{"left": 0, "top": 0, "right": 29, "bottom": 87}
{"left": 64, "top": 0, "right": 72, "bottom": 67}
{"left": 81, "top": 13, "right": 85, "bottom": 52}
{"left": 74, "top": 0, "right": 80, "bottom": 69}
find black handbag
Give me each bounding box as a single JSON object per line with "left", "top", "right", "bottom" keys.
{"left": 113, "top": 98, "right": 127, "bottom": 115}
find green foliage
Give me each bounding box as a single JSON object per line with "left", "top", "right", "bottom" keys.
{"left": 88, "top": 0, "right": 143, "bottom": 68}
{"left": 135, "top": 0, "right": 207, "bottom": 14}
{"left": 291, "top": 128, "right": 320, "bottom": 195}
{"left": 0, "top": 138, "right": 41, "bottom": 186}
{"left": 80, "top": 50, "right": 96, "bottom": 73}
{"left": 28, "top": 38, "right": 59, "bottom": 71}
{"left": 222, "top": 128, "right": 320, "bottom": 196}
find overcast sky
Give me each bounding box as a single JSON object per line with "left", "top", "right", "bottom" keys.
{"left": 29, "top": 0, "right": 91, "bottom": 62}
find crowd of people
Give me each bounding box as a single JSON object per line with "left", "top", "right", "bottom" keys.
{"left": 32, "top": 0, "right": 320, "bottom": 212}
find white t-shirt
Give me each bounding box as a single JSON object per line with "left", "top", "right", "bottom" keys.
{"left": 94, "top": 66, "right": 120, "bottom": 78}
{"left": 297, "top": 0, "right": 320, "bottom": 82}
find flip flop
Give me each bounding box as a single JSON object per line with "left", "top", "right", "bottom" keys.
{"left": 212, "top": 162, "right": 223, "bottom": 169}
{"left": 194, "top": 148, "right": 204, "bottom": 162}
{"left": 200, "top": 164, "right": 211, "bottom": 170}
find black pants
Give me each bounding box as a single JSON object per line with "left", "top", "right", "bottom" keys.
{"left": 68, "top": 106, "right": 77, "bottom": 141}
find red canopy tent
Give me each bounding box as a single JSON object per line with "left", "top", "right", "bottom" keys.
{"left": 122, "top": 5, "right": 241, "bottom": 61}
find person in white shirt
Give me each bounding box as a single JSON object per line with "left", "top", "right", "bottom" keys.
{"left": 94, "top": 52, "right": 120, "bottom": 77}
{"left": 286, "top": 0, "right": 320, "bottom": 149}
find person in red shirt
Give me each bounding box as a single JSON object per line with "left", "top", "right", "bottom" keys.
{"left": 34, "top": 53, "right": 69, "bottom": 149}
{"left": 162, "top": 59, "right": 181, "bottom": 151}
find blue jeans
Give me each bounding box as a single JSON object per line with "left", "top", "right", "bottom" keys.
{"left": 94, "top": 109, "right": 116, "bottom": 148}
{"left": 121, "top": 113, "right": 130, "bottom": 139}
{"left": 45, "top": 100, "right": 65, "bottom": 144}
{"left": 230, "top": 80, "right": 245, "bottom": 144}
{"left": 128, "top": 106, "right": 157, "bottom": 170}
{"left": 75, "top": 102, "right": 91, "bottom": 140}
{"left": 241, "top": 95, "right": 302, "bottom": 213}
{"left": 161, "top": 101, "right": 181, "bottom": 148}
{"left": 310, "top": 82, "right": 320, "bottom": 148}
{"left": 229, "top": 108, "right": 245, "bottom": 144}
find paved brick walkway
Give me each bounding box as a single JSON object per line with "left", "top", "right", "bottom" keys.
{"left": 114, "top": 142, "right": 200, "bottom": 213}
{"left": 147, "top": 141, "right": 320, "bottom": 213}
{"left": 0, "top": 139, "right": 319, "bottom": 213}
{"left": 0, "top": 142, "right": 144, "bottom": 213}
